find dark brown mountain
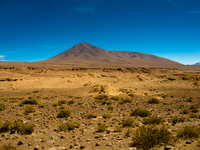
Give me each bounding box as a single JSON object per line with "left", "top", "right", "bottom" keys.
{"left": 41, "top": 42, "right": 183, "bottom": 68}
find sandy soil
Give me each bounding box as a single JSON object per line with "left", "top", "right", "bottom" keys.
{"left": 0, "top": 65, "right": 200, "bottom": 150}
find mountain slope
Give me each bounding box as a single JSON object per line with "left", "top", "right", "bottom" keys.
{"left": 41, "top": 42, "right": 183, "bottom": 68}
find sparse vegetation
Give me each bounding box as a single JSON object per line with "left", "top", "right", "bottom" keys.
{"left": 102, "top": 114, "right": 111, "bottom": 119}
{"left": 57, "top": 109, "right": 71, "bottom": 118}
{"left": 181, "top": 108, "right": 190, "bottom": 114}
{"left": 124, "top": 128, "right": 133, "bottom": 137}
{"left": 121, "top": 118, "right": 134, "bottom": 127}
{"left": 58, "top": 122, "right": 80, "bottom": 132}
{"left": 189, "top": 113, "right": 198, "bottom": 118}
{"left": 58, "top": 100, "right": 66, "bottom": 105}
{"left": 20, "top": 99, "right": 38, "bottom": 105}
{"left": 85, "top": 113, "right": 96, "bottom": 119}
{"left": 118, "top": 98, "right": 132, "bottom": 104}
{"left": 0, "top": 143, "right": 17, "bottom": 150}
{"left": 107, "top": 106, "right": 113, "bottom": 111}
{"left": 25, "top": 106, "right": 35, "bottom": 114}
{"left": 142, "top": 116, "right": 164, "bottom": 125}
{"left": 171, "top": 116, "right": 186, "bottom": 124}
{"left": 177, "top": 125, "right": 200, "bottom": 139}
{"left": 132, "top": 126, "right": 175, "bottom": 150}
{"left": 147, "top": 98, "right": 160, "bottom": 104}
{"left": 68, "top": 100, "right": 74, "bottom": 105}
{"left": 96, "top": 124, "right": 107, "bottom": 132}
{"left": 130, "top": 108, "right": 151, "bottom": 117}
{"left": 0, "top": 103, "right": 5, "bottom": 111}
{"left": 95, "top": 94, "right": 109, "bottom": 100}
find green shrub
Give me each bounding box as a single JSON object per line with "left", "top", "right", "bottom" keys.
{"left": 102, "top": 114, "right": 111, "bottom": 119}
{"left": 0, "top": 143, "right": 17, "bottom": 150}
{"left": 58, "top": 100, "right": 66, "bottom": 105}
{"left": 130, "top": 109, "right": 151, "bottom": 117}
{"left": 96, "top": 124, "right": 107, "bottom": 132}
{"left": 58, "top": 122, "right": 80, "bottom": 132}
{"left": 132, "top": 126, "right": 175, "bottom": 150}
{"left": 177, "top": 125, "right": 200, "bottom": 139}
{"left": 171, "top": 116, "right": 186, "bottom": 124}
{"left": 68, "top": 100, "right": 74, "bottom": 105}
{"left": 147, "top": 98, "right": 160, "bottom": 104}
{"left": 142, "top": 116, "right": 164, "bottom": 125}
{"left": 85, "top": 113, "right": 96, "bottom": 119}
{"left": 24, "top": 106, "right": 35, "bottom": 114}
{"left": 57, "top": 109, "right": 71, "bottom": 118}
{"left": 0, "top": 103, "right": 5, "bottom": 111}
{"left": 21, "top": 99, "right": 38, "bottom": 105}
{"left": 121, "top": 118, "right": 134, "bottom": 127}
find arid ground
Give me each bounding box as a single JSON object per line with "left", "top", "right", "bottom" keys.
{"left": 0, "top": 64, "right": 200, "bottom": 150}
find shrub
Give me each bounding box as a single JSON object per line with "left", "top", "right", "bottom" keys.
{"left": 189, "top": 113, "right": 198, "bottom": 118}
{"left": 24, "top": 106, "right": 35, "bottom": 114}
{"left": 58, "top": 122, "right": 80, "bottom": 132}
{"left": 132, "top": 126, "right": 175, "bottom": 150}
{"left": 110, "top": 96, "right": 120, "bottom": 101}
{"left": 181, "top": 108, "right": 190, "bottom": 114}
{"left": 189, "top": 106, "right": 199, "bottom": 113}
{"left": 58, "top": 100, "right": 66, "bottom": 105}
{"left": 115, "top": 126, "right": 123, "bottom": 132}
{"left": 171, "top": 116, "right": 186, "bottom": 124}
{"left": 147, "top": 98, "right": 160, "bottom": 104}
{"left": 102, "top": 114, "right": 111, "bottom": 119}
{"left": 186, "top": 97, "right": 193, "bottom": 102}
{"left": 95, "top": 95, "right": 109, "bottom": 100}
{"left": 85, "top": 113, "right": 96, "bottom": 119}
{"left": 96, "top": 124, "right": 107, "bottom": 132}
{"left": 21, "top": 99, "right": 38, "bottom": 105}
{"left": 107, "top": 106, "right": 113, "bottom": 111}
{"left": 121, "top": 118, "right": 134, "bottom": 127}
{"left": 128, "top": 94, "right": 134, "bottom": 97}
{"left": 52, "top": 103, "right": 58, "bottom": 107}
{"left": 118, "top": 98, "right": 132, "bottom": 104}
{"left": 0, "top": 123, "right": 10, "bottom": 133}
{"left": 0, "top": 103, "right": 5, "bottom": 111}
{"left": 57, "top": 109, "right": 71, "bottom": 118}
{"left": 130, "top": 109, "right": 151, "bottom": 117}
{"left": 177, "top": 125, "right": 200, "bottom": 139}
{"left": 142, "top": 116, "right": 164, "bottom": 125}
{"left": 68, "top": 100, "right": 74, "bottom": 105}
{"left": 0, "top": 143, "right": 17, "bottom": 150}
{"left": 124, "top": 129, "right": 133, "bottom": 137}
{"left": 38, "top": 104, "right": 45, "bottom": 108}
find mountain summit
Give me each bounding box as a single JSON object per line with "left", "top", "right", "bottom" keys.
{"left": 42, "top": 42, "right": 183, "bottom": 67}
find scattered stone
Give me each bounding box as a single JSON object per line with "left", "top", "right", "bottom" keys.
{"left": 95, "top": 142, "right": 100, "bottom": 146}
{"left": 17, "top": 141, "right": 24, "bottom": 145}
{"left": 186, "top": 140, "right": 192, "bottom": 144}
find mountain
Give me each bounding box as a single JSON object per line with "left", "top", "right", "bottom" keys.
{"left": 194, "top": 62, "right": 200, "bottom": 66}
{"left": 41, "top": 42, "right": 183, "bottom": 68}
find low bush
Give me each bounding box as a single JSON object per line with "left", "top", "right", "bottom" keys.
{"left": 181, "top": 108, "right": 190, "bottom": 114}
{"left": 58, "top": 122, "right": 80, "bottom": 132}
{"left": 102, "top": 114, "right": 111, "bottom": 119}
{"left": 189, "top": 113, "right": 198, "bottom": 118}
{"left": 171, "top": 116, "right": 186, "bottom": 124}
{"left": 115, "top": 126, "right": 123, "bottom": 132}
{"left": 177, "top": 125, "right": 200, "bottom": 139}
{"left": 142, "top": 116, "right": 164, "bottom": 125}
{"left": 107, "top": 106, "right": 113, "bottom": 111}
{"left": 52, "top": 103, "right": 58, "bottom": 107}
{"left": 124, "top": 129, "right": 133, "bottom": 137}
{"left": 68, "top": 100, "right": 74, "bottom": 105}
{"left": 21, "top": 99, "right": 38, "bottom": 105}
{"left": 24, "top": 106, "right": 35, "bottom": 114}
{"left": 58, "top": 100, "right": 66, "bottom": 105}
{"left": 121, "top": 118, "right": 134, "bottom": 127}
{"left": 132, "top": 126, "right": 175, "bottom": 150}
{"left": 147, "top": 98, "right": 160, "bottom": 104}
{"left": 0, "top": 143, "right": 17, "bottom": 150}
{"left": 0, "top": 123, "right": 10, "bottom": 133}
{"left": 110, "top": 96, "right": 120, "bottom": 101}
{"left": 57, "top": 109, "right": 71, "bottom": 118}
{"left": 0, "top": 103, "right": 5, "bottom": 111}
{"left": 85, "top": 113, "right": 96, "bottom": 119}
{"left": 96, "top": 124, "right": 107, "bottom": 132}
{"left": 95, "top": 94, "right": 109, "bottom": 100}
{"left": 189, "top": 106, "right": 199, "bottom": 113}
{"left": 130, "top": 108, "right": 151, "bottom": 117}
{"left": 118, "top": 98, "right": 132, "bottom": 104}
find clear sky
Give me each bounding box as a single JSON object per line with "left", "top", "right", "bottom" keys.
{"left": 0, "top": 0, "right": 199, "bottom": 65}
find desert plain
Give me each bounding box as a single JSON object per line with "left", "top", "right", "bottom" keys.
{"left": 0, "top": 63, "right": 200, "bottom": 150}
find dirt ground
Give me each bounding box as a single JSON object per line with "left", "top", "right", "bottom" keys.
{"left": 0, "top": 65, "right": 200, "bottom": 150}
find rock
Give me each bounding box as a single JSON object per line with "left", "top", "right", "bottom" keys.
{"left": 86, "top": 139, "right": 92, "bottom": 142}
{"left": 95, "top": 142, "right": 100, "bottom": 146}
{"left": 28, "top": 142, "right": 34, "bottom": 146}
{"left": 164, "top": 146, "right": 173, "bottom": 150}
{"left": 186, "top": 140, "right": 192, "bottom": 144}
{"left": 17, "top": 141, "right": 24, "bottom": 145}
{"left": 80, "top": 145, "right": 85, "bottom": 149}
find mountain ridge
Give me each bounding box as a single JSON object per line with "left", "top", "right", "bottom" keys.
{"left": 41, "top": 42, "right": 183, "bottom": 68}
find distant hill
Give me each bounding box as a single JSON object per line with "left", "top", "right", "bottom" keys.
{"left": 194, "top": 62, "right": 200, "bottom": 65}
{"left": 41, "top": 42, "right": 183, "bottom": 68}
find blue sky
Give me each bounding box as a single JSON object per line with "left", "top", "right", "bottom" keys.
{"left": 0, "top": 0, "right": 199, "bottom": 65}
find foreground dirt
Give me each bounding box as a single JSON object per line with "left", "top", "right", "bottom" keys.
{"left": 0, "top": 65, "right": 200, "bottom": 150}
